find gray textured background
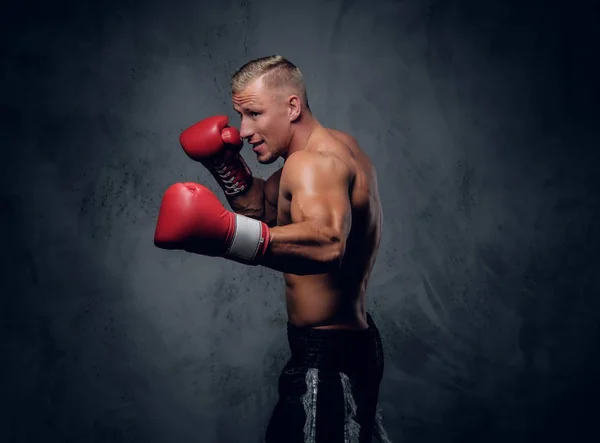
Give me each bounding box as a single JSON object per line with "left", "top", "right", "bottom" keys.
{"left": 2, "top": 0, "right": 599, "bottom": 442}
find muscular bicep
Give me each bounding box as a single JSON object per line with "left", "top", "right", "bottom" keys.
{"left": 290, "top": 184, "right": 351, "bottom": 235}
{"left": 285, "top": 153, "right": 352, "bottom": 242}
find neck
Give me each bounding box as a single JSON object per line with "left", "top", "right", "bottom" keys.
{"left": 282, "top": 113, "right": 321, "bottom": 160}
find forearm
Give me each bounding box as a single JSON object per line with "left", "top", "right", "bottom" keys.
{"left": 225, "top": 176, "right": 267, "bottom": 220}
{"left": 260, "top": 222, "right": 344, "bottom": 275}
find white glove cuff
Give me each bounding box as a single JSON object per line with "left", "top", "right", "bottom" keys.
{"left": 226, "top": 213, "right": 265, "bottom": 262}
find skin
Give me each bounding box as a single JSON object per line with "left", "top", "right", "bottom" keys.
{"left": 229, "top": 75, "right": 382, "bottom": 330}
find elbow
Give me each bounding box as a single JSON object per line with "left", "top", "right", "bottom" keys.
{"left": 284, "top": 240, "right": 345, "bottom": 276}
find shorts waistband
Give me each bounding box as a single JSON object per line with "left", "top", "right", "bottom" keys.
{"left": 285, "top": 312, "right": 382, "bottom": 373}
{"left": 287, "top": 312, "right": 376, "bottom": 332}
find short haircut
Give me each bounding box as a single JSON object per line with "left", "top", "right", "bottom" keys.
{"left": 231, "top": 55, "right": 309, "bottom": 109}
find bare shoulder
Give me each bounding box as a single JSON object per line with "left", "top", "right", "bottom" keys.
{"left": 326, "top": 128, "right": 360, "bottom": 150}
{"left": 326, "top": 128, "right": 377, "bottom": 178}
{"left": 283, "top": 149, "right": 350, "bottom": 177}
{"left": 280, "top": 149, "right": 352, "bottom": 196}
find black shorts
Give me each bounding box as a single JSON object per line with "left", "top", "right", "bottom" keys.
{"left": 264, "top": 313, "right": 392, "bottom": 443}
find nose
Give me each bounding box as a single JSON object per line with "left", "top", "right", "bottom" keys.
{"left": 238, "top": 118, "right": 253, "bottom": 140}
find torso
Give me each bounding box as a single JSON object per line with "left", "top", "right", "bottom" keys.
{"left": 265, "top": 128, "right": 383, "bottom": 330}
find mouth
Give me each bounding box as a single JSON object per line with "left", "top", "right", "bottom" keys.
{"left": 251, "top": 141, "right": 265, "bottom": 151}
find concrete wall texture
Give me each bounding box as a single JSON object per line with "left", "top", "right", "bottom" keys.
{"left": 2, "top": 0, "right": 599, "bottom": 442}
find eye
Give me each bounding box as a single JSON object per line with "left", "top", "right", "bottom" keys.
{"left": 250, "top": 112, "right": 260, "bottom": 117}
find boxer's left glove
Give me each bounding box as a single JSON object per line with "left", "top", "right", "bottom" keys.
{"left": 180, "top": 116, "right": 252, "bottom": 196}
{"left": 154, "top": 182, "right": 270, "bottom": 264}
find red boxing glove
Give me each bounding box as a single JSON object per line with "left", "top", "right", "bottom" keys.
{"left": 180, "top": 116, "right": 253, "bottom": 196}
{"left": 154, "top": 182, "right": 270, "bottom": 264}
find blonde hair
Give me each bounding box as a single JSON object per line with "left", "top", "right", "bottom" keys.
{"left": 231, "top": 55, "right": 310, "bottom": 109}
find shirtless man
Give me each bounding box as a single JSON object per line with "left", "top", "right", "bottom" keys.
{"left": 154, "top": 55, "right": 390, "bottom": 443}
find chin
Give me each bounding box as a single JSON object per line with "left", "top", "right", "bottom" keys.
{"left": 257, "top": 150, "right": 279, "bottom": 164}
{"left": 258, "top": 155, "right": 278, "bottom": 165}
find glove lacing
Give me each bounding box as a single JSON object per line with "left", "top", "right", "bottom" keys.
{"left": 213, "top": 162, "right": 247, "bottom": 195}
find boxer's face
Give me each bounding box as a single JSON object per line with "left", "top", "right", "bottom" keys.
{"left": 232, "top": 77, "right": 295, "bottom": 164}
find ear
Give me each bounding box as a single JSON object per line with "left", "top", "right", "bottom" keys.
{"left": 287, "top": 95, "right": 302, "bottom": 122}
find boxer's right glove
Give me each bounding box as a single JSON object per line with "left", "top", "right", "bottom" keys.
{"left": 180, "top": 115, "right": 253, "bottom": 196}
{"left": 154, "top": 182, "right": 270, "bottom": 264}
